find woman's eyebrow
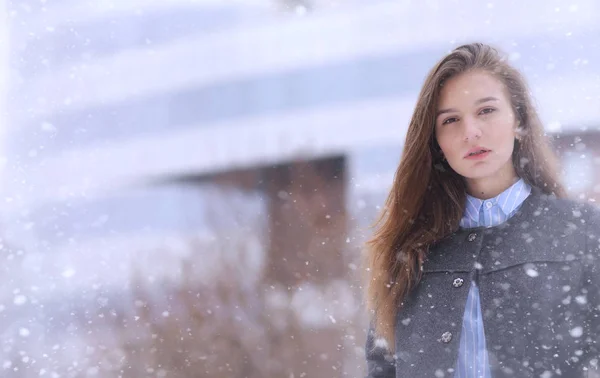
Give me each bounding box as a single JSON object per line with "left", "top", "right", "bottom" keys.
{"left": 474, "top": 96, "right": 499, "bottom": 105}
{"left": 436, "top": 97, "right": 500, "bottom": 119}
{"left": 436, "top": 107, "right": 457, "bottom": 118}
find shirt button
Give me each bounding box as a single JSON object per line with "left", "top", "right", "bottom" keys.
{"left": 485, "top": 201, "right": 493, "bottom": 209}
{"left": 452, "top": 278, "right": 464, "bottom": 288}
{"left": 440, "top": 331, "right": 453, "bottom": 343}
{"left": 467, "top": 233, "right": 477, "bottom": 242}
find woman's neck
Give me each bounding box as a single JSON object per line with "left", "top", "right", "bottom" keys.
{"left": 466, "top": 167, "right": 519, "bottom": 200}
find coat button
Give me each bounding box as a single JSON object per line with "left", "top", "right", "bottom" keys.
{"left": 440, "top": 331, "right": 453, "bottom": 343}
{"left": 467, "top": 233, "right": 477, "bottom": 242}
{"left": 452, "top": 278, "right": 464, "bottom": 288}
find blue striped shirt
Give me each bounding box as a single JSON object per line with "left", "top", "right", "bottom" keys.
{"left": 454, "top": 178, "right": 532, "bottom": 377}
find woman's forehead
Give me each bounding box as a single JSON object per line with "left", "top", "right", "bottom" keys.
{"left": 438, "top": 72, "right": 507, "bottom": 107}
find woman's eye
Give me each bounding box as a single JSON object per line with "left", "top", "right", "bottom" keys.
{"left": 480, "top": 107, "right": 496, "bottom": 115}
{"left": 442, "top": 117, "right": 458, "bottom": 125}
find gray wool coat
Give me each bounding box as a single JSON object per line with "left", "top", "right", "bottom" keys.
{"left": 365, "top": 189, "right": 600, "bottom": 377}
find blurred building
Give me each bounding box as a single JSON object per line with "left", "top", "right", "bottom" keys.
{"left": 1, "top": 0, "right": 600, "bottom": 376}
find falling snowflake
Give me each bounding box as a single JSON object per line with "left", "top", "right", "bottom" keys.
{"left": 569, "top": 326, "right": 583, "bottom": 338}
{"left": 374, "top": 337, "right": 388, "bottom": 349}
{"left": 525, "top": 268, "right": 539, "bottom": 277}
{"left": 13, "top": 295, "right": 27, "bottom": 305}
{"left": 62, "top": 268, "right": 76, "bottom": 278}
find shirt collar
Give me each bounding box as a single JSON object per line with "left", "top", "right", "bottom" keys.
{"left": 461, "top": 178, "right": 531, "bottom": 225}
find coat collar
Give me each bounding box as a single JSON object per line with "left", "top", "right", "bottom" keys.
{"left": 423, "top": 188, "right": 558, "bottom": 274}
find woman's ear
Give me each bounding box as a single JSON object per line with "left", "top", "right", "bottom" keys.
{"left": 515, "top": 121, "right": 523, "bottom": 141}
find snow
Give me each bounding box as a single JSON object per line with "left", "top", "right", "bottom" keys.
{"left": 525, "top": 268, "right": 539, "bottom": 278}
{"left": 575, "top": 295, "right": 588, "bottom": 305}
{"left": 61, "top": 267, "right": 75, "bottom": 278}
{"left": 569, "top": 326, "right": 583, "bottom": 338}
{"left": 13, "top": 295, "right": 27, "bottom": 305}
{"left": 374, "top": 337, "right": 388, "bottom": 349}
{"left": 0, "top": 0, "right": 599, "bottom": 377}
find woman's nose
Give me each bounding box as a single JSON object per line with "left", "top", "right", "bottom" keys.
{"left": 462, "top": 119, "right": 482, "bottom": 142}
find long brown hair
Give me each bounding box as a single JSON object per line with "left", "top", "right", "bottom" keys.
{"left": 363, "top": 42, "right": 566, "bottom": 352}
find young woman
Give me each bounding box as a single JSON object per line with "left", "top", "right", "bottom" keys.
{"left": 363, "top": 43, "right": 600, "bottom": 378}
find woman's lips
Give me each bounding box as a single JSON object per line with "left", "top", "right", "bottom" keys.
{"left": 464, "top": 150, "right": 491, "bottom": 160}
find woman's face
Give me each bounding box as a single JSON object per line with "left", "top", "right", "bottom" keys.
{"left": 434, "top": 70, "right": 518, "bottom": 182}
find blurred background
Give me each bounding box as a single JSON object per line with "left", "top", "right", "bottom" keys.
{"left": 0, "top": 0, "right": 598, "bottom": 377}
